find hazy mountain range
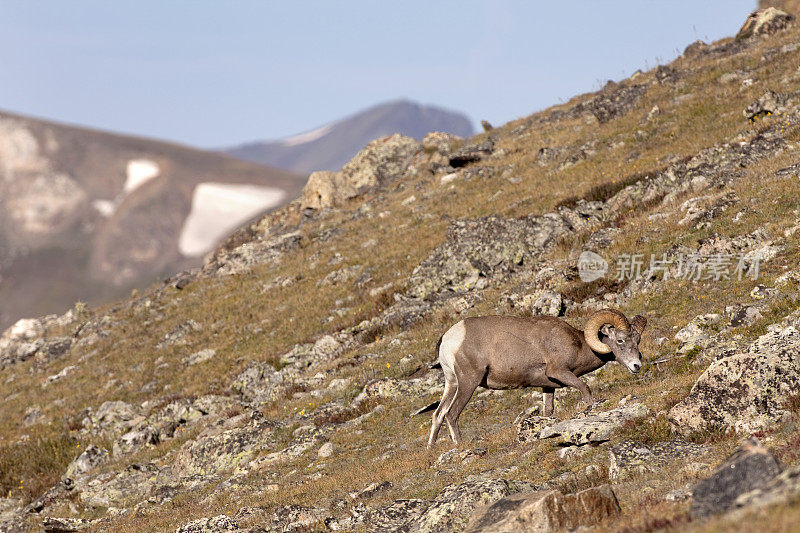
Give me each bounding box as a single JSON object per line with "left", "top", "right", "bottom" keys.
{"left": 225, "top": 100, "right": 475, "bottom": 174}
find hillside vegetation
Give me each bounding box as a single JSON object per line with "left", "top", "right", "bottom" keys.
{"left": 3, "top": 7, "right": 800, "bottom": 533}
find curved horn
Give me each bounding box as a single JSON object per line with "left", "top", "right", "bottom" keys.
{"left": 630, "top": 315, "right": 647, "bottom": 335}
{"left": 584, "top": 309, "right": 630, "bottom": 354}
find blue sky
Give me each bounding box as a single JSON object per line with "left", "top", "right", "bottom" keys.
{"left": 0, "top": 1, "right": 755, "bottom": 148}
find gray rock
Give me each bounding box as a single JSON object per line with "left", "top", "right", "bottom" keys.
{"left": 734, "top": 464, "right": 800, "bottom": 510}
{"left": 113, "top": 425, "right": 159, "bottom": 455}
{"left": 743, "top": 90, "right": 791, "bottom": 121}
{"left": 183, "top": 349, "right": 216, "bottom": 366}
{"left": 156, "top": 320, "right": 202, "bottom": 349}
{"left": 608, "top": 439, "right": 709, "bottom": 480}
{"left": 32, "top": 337, "right": 72, "bottom": 368}
{"left": 204, "top": 230, "right": 302, "bottom": 276}
{"left": 518, "top": 404, "right": 650, "bottom": 446}
{"left": 301, "top": 134, "right": 421, "bottom": 210}
{"left": 22, "top": 405, "right": 44, "bottom": 426}
{"left": 449, "top": 140, "right": 494, "bottom": 168}
{"left": 736, "top": 7, "right": 793, "bottom": 40}
{"left": 406, "top": 213, "right": 585, "bottom": 299}
{"left": 360, "top": 499, "right": 429, "bottom": 533}
{"left": 463, "top": 485, "right": 621, "bottom": 533}
{"left": 42, "top": 517, "right": 92, "bottom": 532}
{"left": 690, "top": 438, "right": 782, "bottom": 518}
{"left": 266, "top": 505, "right": 328, "bottom": 532}
{"left": 174, "top": 514, "right": 240, "bottom": 532}
{"left": 88, "top": 400, "right": 142, "bottom": 434}
{"left": 64, "top": 444, "right": 110, "bottom": 479}
{"left": 318, "top": 442, "right": 336, "bottom": 458}
{"left": 404, "top": 479, "right": 534, "bottom": 533}
{"left": 585, "top": 83, "right": 648, "bottom": 124}
{"left": 669, "top": 314, "right": 800, "bottom": 434}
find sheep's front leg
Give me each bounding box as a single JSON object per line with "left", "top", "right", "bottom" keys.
{"left": 548, "top": 369, "right": 594, "bottom": 406}
{"left": 542, "top": 387, "right": 555, "bottom": 416}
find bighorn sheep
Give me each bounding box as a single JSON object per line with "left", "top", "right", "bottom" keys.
{"left": 428, "top": 308, "right": 647, "bottom": 448}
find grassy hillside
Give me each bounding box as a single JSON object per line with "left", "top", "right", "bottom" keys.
{"left": 2, "top": 8, "right": 800, "bottom": 533}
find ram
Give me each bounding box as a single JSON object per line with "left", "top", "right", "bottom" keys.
{"left": 428, "top": 308, "right": 647, "bottom": 448}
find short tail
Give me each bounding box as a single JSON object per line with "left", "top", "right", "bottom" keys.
{"left": 410, "top": 336, "right": 444, "bottom": 417}
{"left": 431, "top": 335, "right": 443, "bottom": 369}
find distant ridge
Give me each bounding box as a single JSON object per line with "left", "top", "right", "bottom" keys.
{"left": 226, "top": 100, "right": 474, "bottom": 174}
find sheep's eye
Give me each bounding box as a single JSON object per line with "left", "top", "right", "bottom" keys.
{"left": 617, "top": 339, "right": 624, "bottom": 344}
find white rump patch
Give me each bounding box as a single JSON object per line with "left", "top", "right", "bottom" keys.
{"left": 178, "top": 182, "right": 286, "bottom": 257}
{"left": 439, "top": 320, "right": 466, "bottom": 374}
{"left": 281, "top": 124, "right": 333, "bottom": 147}
{"left": 124, "top": 159, "right": 160, "bottom": 193}
{"left": 92, "top": 199, "right": 115, "bottom": 217}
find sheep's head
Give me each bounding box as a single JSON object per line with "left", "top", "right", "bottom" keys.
{"left": 584, "top": 309, "right": 647, "bottom": 373}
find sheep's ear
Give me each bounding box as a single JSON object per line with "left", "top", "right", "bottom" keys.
{"left": 631, "top": 315, "right": 647, "bottom": 335}
{"left": 600, "top": 324, "right": 614, "bottom": 337}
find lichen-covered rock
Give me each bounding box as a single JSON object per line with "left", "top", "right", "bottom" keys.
{"left": 690, "top": 438, "right": 783, "bottom": 518}
{"left": 586, "top": 84, "right": 648, "bottom": 124}
{"left": 736, "top": 7, "right": 794, "bottom": 40}
{"left": 301, "top": 134, "right": 421, "bottom": 209}
{"left": 406, "top": 214, "right": 582, "bottom": 299}
{"left": 448, "top": 140, "right": 494, "bottom": 168}
{"left": 355, "top": 375, "right": 443, "bottom": 403}
{"left": 171, "top": 411, "right": 272, "bottom": 478}
{"left": 422, "top": 132, "right": 461, "bottom": 154}
{"left": 174, "top": 514, "right": 240, "bottom": 532}
{"left": 64, "top": 444, "right": 111, "bottom": 479}
{"left": 517, "top": 404, "right": 650, "bottom": 446}
{"left": 203, "top": 230, "right": 302, "bottom": 276}
{"left": 113, "top": 425, "right": 159, "bottom": 456}
{"left": 463, "top": 485, "right": 621, "bottom": 533}
{"left": 608, "top": 439, "right": 709, "bottom": 480}
{"left": 734, "top": 464, "right": 800, "bottom": 510}
{"left": 404, "top": 479, "right": 534, "bottom": 533}
{"left": 156, "top": 320, "right": 202, "bottom": 349}
{"left": 668, "top": 316, "right": 800, "bottom": 434}
{"left": 743, "top": 90, "right": 791, "bottom": 121}
{"left": 87, "top": 401, "right": 143, "bottom": 434}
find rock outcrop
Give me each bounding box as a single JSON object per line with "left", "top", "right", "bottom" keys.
{"left": 301, "top": 134, "right": 422, "bottom": 210}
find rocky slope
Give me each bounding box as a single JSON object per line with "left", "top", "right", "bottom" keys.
{"left": 0, "top": 111, "right": 304, "bottom": 330}
{"left": 3, "top": 6, "right": 800, "bottom": 533}
{"left": 225, "top": 100, "right": 474, "bottom": 174}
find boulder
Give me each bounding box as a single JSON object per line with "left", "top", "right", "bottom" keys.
{"left": 608, "top": 439, "right": 709, "bottom": 481}
{"left": 463, "top": 485, "right": 621, "bottom": 533}
{"left": 517, "top": 404, "right": 650, "bottom": 446}
{"left": 113, "top": 425, "right": 159, "bottom": 455}
{"left": 743, "top": 90, "right": 791, "bottom": 121}
{"left": 406, "top": 214, "right": 582, "bottom": 299}
{"left": 42, "top": 517, "right": 92, "bottom": 532}
{"left": 64, "top": 445, "right": 110, "bottom": 479}
{"left": 404, "top": 479, "right": 534, "bottom": 533}
{"left": 301, "top": 134, "right": 421, "bottom": 209}
{"left": 422, "top": 132, "right": 461, "bottom": 154}
{"left": 449, "top": 140, "right": 494, "bottom": 168}
{"left": 736, "top": 8, "right": 793, "bottom": 40}
{"left": 204, "top": 230, "right": 302, "bottom": 276}
{"left": 690, "top": 438, "right": 782, "bottom": 518}
{"left": 174, "top": 515, "right": 240, "bottom": 532}
{"left": 668, "top": 316, "right": 800, "bottom": 434}
{"left": 734, "top": 464, "right": 800, "bottom": 510}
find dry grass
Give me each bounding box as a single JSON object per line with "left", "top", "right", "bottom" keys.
{"left": 3, "top": 19, "right": 800, "bottom": 532}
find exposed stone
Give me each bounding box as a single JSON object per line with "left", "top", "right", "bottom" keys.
{"left": 156, "top": 320, "right": 202, "bottom": 349}
{"left": 586, "top": 84, "right": 648, "bottom": 124}
{"left": 608, "top": 440, "right": 709, "bottom": 480}
{"left": 406, "top": 213, "right": 586, "bottom": 299}
{"left": 301, "top": 134, "right": 422, "bottom": 209}
{"left": 734, "top": 464, "right": 800, "bottom": 510}
{"left": 449, "top": 140, "right": 494, "bottom": 168}
{"left": 463, "top": 485, "right": 621, "bottom": 533}
{"left": 743, "top": 90, "right": 791, "bottom": 121}
{"left": 183, "top": 349, "right": 216, "bottom": 366}
{"left": 736, "top": 7, "right": 794, "bottom": 40}
{"left": 517, "top": 404, "right": 650, "bottom": 446}
{"left": 404, "top": 479, "right": 534, "bottom": 533}
{"left": 64, "top": 444, "right": 111, "bottom": 479}
{"left": 22, "top": 405, "right": 44, "bottom": 426}
{"left": 690, "top": 438, "right": 783, "bottom": 518}
{"left": 318, "top": 442, "right": 336, "bottom": 458}
{"left": 42, "top": 516, "right": 92, "bottom": 532}
{"left": 422, "top": 132, "right": 461, "bottom": 154}
{"left": 113, "top": 425, "right": 159, "bottom": 455}
{"left": 669, "top": 314, "right": 800, "bottom": 434}
{"left": 87, "top": 400, "right": 142, "bottom": 434}
{"left": 265, "top": 505, "right": 328, "bottom": 531}
{"left": 174, "top": 514, "right": 239, "bottom": 532}
{"left": 204, "top": 230, "right": 302, "bottom": 276}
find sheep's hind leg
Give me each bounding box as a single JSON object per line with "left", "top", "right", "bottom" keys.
{"left": 444, "top": 368, "right": 482, "bottom": 445}
{"left": 542, "top": 387, "right": 555, "bottom": 416}
{"left": 428, "top": 376, "right": 457, "bottom": 448}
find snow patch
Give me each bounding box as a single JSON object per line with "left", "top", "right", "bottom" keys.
{"left": 92, "top": 199, "right": 115, "bottom": 217}
{"left": 178, "top": 182, "right": 286, "bottom": 257}
{"left": 281, "top": 124, "right": 333, "bottom": 147}
{"left": 124, "top": 159, "right": 160, "bottom": 193}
